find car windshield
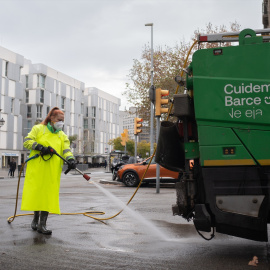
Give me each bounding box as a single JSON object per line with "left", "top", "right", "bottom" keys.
{"left": 143, "top": 157, "right": 156, "bottom": 165}
{"left": 121, "top": 155, "right": 130, "bottom": 163}
{"left": 112, "top": 158, "right": 120, "bottom": 164}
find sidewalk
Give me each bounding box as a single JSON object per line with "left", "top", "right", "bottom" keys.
{"left": 0, "top": 166, "right": 110, "bottom": 179}
{"left": 0, "top": 168, "right": 11, "bottom": 179}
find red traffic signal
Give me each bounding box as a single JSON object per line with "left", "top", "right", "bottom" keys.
{"left": 155, "top": 88, "right": 169, "bottom": 116}
{"left": 134, "top": 117, "right": 143, "bottom": 135}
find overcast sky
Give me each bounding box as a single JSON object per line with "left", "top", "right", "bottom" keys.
{"left": 0, "top": 0, "right": 263, "bottom": 109}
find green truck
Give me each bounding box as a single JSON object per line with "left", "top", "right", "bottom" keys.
{"left": 156, "top": 28, "right": 270, "bottom": 241}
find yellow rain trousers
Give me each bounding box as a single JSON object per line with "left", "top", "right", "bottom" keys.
{"left": 21, "top": 124, "right": 73, "bottom": 214}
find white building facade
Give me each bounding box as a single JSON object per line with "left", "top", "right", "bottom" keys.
{"left": 21, "top": 60, "right": 85, "bottom": 160}
{"left": 121, "top": 106, "right": 136, "bottom": 141}
{"left": 121, "top": 106, "right": 151, "bottom": 143}
{"left": 0, "top": 45, "right": 122, "bottom": 168}
{"left": 84, "top": 87, "right": 121, "bottom": 155}
{"left": 0, "top": 46, "right": 24, "bottom": 168}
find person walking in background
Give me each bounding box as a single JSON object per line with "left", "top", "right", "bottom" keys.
{"left": 9, "top": 158, "right": 16, "bottom": 177}
{"left": 21, "top": 107, "right": 76, "bottom": 235}
{"left": 104, "top": 159, "right": 107, "bottom": 169}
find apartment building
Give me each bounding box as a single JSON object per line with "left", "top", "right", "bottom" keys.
{"left": 84, "top": 87, "right": 121, "bottom": 155}
{"left": 122, "top": 106, "right": 136, "bottom": 141}
{"left": 121, "top": 106, "right": 152, "bottom": 143}
{"left": 0, "top": 45, "right": 122, "bottom": 168}
{"left": 0, "top": 46, "right": 24, "bottom": 168}
{"left": 21, "top": 59, "right": 85, "bottom": 158}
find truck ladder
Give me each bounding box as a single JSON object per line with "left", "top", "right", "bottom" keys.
{"left": 198, "top": 28, "right": 270, "bottom": 43}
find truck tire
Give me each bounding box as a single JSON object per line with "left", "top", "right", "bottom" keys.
{"left": 123, "top": 171, "right": 139, "bottom": 187}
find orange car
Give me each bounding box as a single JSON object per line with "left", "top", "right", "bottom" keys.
{"left": 116, "top": 157, "right": 180, "bottom": 187}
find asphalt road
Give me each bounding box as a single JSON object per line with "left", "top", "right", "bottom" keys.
{"left": 0, "top": 170, "right": 269, "bottom": 269}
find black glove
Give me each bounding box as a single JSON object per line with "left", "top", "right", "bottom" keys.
{"left": 40, "top": 147, "right": 51, "bottom": 156}
{"left": 34, "top": 144, "right": 44, "bottom": 151}
{"left": 68, "top": 159, "right": 76, "bottom": 170}
{"left": 35, "top": 144, "right": 51, "bottom": 155}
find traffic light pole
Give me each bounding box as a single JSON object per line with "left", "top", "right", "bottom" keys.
{"left": 154, "top": 87, "right": 169, "bottom": 194}
{"left": 134, "top": 117, "right": 143, "bottom": 163}
{"left": 156, "top": 116, "right": 160, "bottom": 193}
{"left": 150, "top": 99, "right": 154, "bottom": 156}
{"left": 145, "top": 23, "right": 154, "bottom": 157}
{"left": 150, "top": 24, "right": 154, "bottom": 157}
{"left": 135, "top": 134, "right": 137, "bottom": 163}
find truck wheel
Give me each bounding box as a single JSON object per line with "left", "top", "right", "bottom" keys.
{"left": 123, "top": 172, "right": 139, "bottom": 187}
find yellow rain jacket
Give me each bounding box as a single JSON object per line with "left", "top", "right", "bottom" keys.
{"left": 21, "top": 123, "right": 74, "bottom": 214}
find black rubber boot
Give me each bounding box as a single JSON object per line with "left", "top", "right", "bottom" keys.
{"left": 31, "top": 211, "right": 40, "bottom": 231}
{"left": 37, "top": 211, "right": 52, "bottom": 235}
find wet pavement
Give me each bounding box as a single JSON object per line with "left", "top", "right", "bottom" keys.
{"left": 0, "top": 170, "right": 270, "bottom": 269}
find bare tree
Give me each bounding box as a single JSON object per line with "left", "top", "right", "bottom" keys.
{"left": 124, "top": 22, "right": 241, "bottom": 124}
{"left": 74, "top": 131, "right": 94, "bottom": 157}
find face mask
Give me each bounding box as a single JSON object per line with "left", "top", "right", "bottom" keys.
{"left": 54, "top": 121, "right": 64, "bottom": 130}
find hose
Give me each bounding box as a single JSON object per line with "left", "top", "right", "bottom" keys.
{"left": 167, "top": 39, "right": 197, "bottom": 118}
{"left": 88, "top": 40, "right": 199, "bottom": 222}
{"left": 7, "top": 152, "right": 104, "bottom": 224}
{"left": 7, "top": 153, "right": 153, "bottom": 223}
{"left": 7, "top": 41, "right": 197, "bottom": 224}
{"left": 7, "top": 154, "right": 39, "bottom": 223}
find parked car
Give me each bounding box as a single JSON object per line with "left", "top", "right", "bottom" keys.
{"left": 116, "top": 157, "right": 180, "bottom": 187}
{"left": 111, "top": 155, "right": 130, "bottom": 180}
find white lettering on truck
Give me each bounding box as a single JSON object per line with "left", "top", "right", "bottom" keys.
{"left": 223, "top": 83, "right": 269, "bottom": 119}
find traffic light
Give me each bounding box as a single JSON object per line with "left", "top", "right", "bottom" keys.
{"left": 121, "top": 129, "right": 129, "bottom": 146}
{"left": 155, "top": 88, "right": 169, "bottom": 116}
{"left": 134, "top": 117, "right": 143, "bottom": 135}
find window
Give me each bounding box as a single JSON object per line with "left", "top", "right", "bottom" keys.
{"left": 91, "top": 119, "right": 95, "bottom": 129}
{"left": 86, "top": 107, "right": 88, "bottom": 117}
{"left": 91, "top": 142, "right": 95, "bottom": 152}
{"left": 47, "top": 106, "right": 50, "bottom": 115}
{"left": 5, "top": 61, "right": 8, "bottom": 77}
{"left": 27, "top": 120, "right": 32, "bottom": 131}
{"left": 61, "top": 97, "right": 65, "bottom": 110}
{"left": 40, "top": 89, "right": 44, "bottom": 103}
{"left": 11, "top": 99, "right": 14, "bottom": 113}
{"left": 92, "top": 130, "right": 95, "bottom": 139}
{"left": 25, "top": 91, "right": 29, "bottom": 103}
{"left": 25, "top": 75, "right": 29, "bottom": 88}
{"left": 37, "top": 74, "right": 45, "bottom": 88}
{"left": 92, "top": 107, "right": 96, "bottom": 117}
{"left": 99, "top": 108, "right": 101, "bottom": 120}
{"left": 37, "top": 105, "right": 42, "bottom": 118}
{"left": 27, "top": 105, "right": 32, "bottom": 118}
{"left": 81, "top": 103, "right": 84, "bottom": 114}
{"left": 19, "top": 67, "right": 22, "bottom": 82}
{"left": 83, "top": 130, "right": 88, "bottom": 140}
{"left": 83, "top": 119, "right": 88, "bottom": 129}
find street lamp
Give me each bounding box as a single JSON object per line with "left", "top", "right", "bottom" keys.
{"left": 145, "top": 23, "right": 154, "bottom": 156}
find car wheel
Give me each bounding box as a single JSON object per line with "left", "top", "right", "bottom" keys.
{"left": 123, "top": 171, "right": 139, "bottom": 187}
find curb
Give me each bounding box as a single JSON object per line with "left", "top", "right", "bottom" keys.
{"left": 99, "top": 180, "right": 123, "bottom": 185}
{"left": 70, "top": 172, "right": 91, "bottom": 175}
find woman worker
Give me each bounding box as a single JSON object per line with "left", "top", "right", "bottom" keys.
{"left": 21, "top": 107, "right": 76, "bottom": 235}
